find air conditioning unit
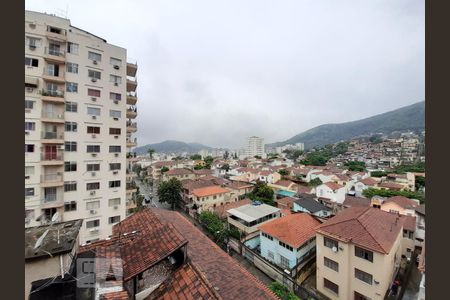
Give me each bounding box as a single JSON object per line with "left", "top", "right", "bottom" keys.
{"left": 91, "top": 97, "right": 96, "bottom": 101}
{"left": 114, "top": 153, "right": 119, "bottom": 157}
{"left": 114, "top": 82, "right": 118, "bottom": 86}
{"left": 26, "top": 87, "right": 34, "bottom": 93}
{"left": 25, "top": 131, "right": 30, "bottom": 135}
{"left": 113, "top": 205, "right": 118, "bottom": 209}
{"left": 113, "top": 117, "right": 119, "bottom": 121}
{"left": 113, "top": 65, "right": 120, "bottom": 70}
{"left": 93, "top": 60, "right": 98, "bottom": 65}
{"left": 113, "top": 171, "right": 118, "bottom": 175}
{"left": 113, "top": 100, "right": 119, "bottom": 104}
{"left": 90, "top": 191, "right": 96, "bottom": 195}
{"left": 92, "top": 134, "right": 96, "bottom": 138}
{"left": 89, "top": 210, "right": 97, "bottom": 214}
{"left": 92, "top": 115, "right": 97, "bottom": 120}
{"left": 91, "top": 78, "right": 97, "bottom": 82}
{"left": 91, "top": 172, "right": 96, "bottom": 176}
{"left": 91, "top": 153, "right": 97, "bottom": 157}
{"left": 29, "top": 45, "right": 36, "bottom": 50}
{"left": 114, "top": 135, "right": 119, "bottom": 139}
{"left": 25, "top": 175, "right": 30, "bottom": 179}
{"left": 332, "top": 246, "right": 338, "bottom": 253}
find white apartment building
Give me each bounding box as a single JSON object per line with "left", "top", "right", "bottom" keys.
{"left": 245, "top": 136, "right": 265, "bottom": 158}
{"left": 24, "top": 11, "right": 139, "bottom": 244}
{"left": 275, "top": 143, "right": 305, "bottom": 154}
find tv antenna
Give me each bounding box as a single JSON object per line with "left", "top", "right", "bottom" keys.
{"left": 55, "top": 4, "right": 69, "bottom": 19}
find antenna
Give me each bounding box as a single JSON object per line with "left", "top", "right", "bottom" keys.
{"left": 34, "top": 229, "right": 49, "bottom": 250}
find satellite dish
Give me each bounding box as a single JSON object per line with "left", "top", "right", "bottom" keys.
{"left": 51, "top": 212, "right": 60, "bottom": 223}
{"left": 34, "top": 229, "right": 49, "bottom": 249}
{"left": 332, "top": 246, "right": 338, "bottom": 253}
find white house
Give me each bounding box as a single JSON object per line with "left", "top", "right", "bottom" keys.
{"left": 316, "top": 182, "right": 346, "bottom": 204}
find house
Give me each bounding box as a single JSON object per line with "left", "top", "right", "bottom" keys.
{"left": 316, "top": 182, "right": 346, "bottom": 204}
{"left": 292, "top": 194, "right": 332, "bottom": 218}
{"left": 379, "top": 196, "right": 420, "bottom": 216}
{"left": 162, "top": 168, "right": 196, "bottom": 181}
{"left": 25, "top": 220, "right": 82, "bottom": 299}
{"left": 414, "top": 205, "right": 425, "bottom": 249}
{"left": 297, "top": 185, "right": 316, "bottom": 195}
{"left": 270, "top": 180, "right": 298, "bottom": 193}
{"left": 342, "top": 196, "right": 371, "bottom": 209}
{"left": 181, "top": 179, "right": 217, "bottom": 205}
{"left": 315, "top": 207, "right": 411, "bottom": 300}
{"left": 259, "top": 213, "right": 320, "bottom": 270}
{"left": 258, "top": 170, "right": 281, "bottom": 184}
{"left": 276, "top": 197, "right": 295, "bottom": 211}
{"left": 378, "top": 182, "right": 407, "bottom": 191}
{"left": 192, "top": 186, "right": 233, "bottom": 212}
{"left": 213, "top": 198, "right": 253, "bottom": 219}
{"left": 227, "top": 203, "right": 281, "bottom": 235}
{"left": 353, "top": 177, "right": 380, "bottom": 197}
{"left": 227, "top": 181, "right": 254, "bottom": 198}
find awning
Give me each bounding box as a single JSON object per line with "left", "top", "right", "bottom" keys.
{"left": 25, "top": 76, "right": 39, "bottom": 87}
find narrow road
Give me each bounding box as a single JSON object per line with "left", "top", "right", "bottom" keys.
{"left": 135, "top": 178, "right": 170, "bottom": 209}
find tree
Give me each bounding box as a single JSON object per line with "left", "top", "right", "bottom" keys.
{"left": 371, "top": 171, "right": 388, "bottom": 177}
{"left": 250, "top": 181, "right": 275, "bottom": 206}
{"left": 220, "top": 163, "right": 230, "bottom": 172}
{"left": 344, "top": 161, "right": 366, "bottom": 172}
{"left": 308, "top": 178, "right": 323, "bottom": 186}
{"left": 254, "top": 155, "right": 262, "bottom": 159}
{"left": 278, "top": 169, "right": 289, "bottom": 176}
{"left": 190, "top": 154, "right": 202, "bottom": 160}
{"left": 285, "top": 150, "right": 304, "bottom": 161}
{"left": 147, "top": 148, "right": 155, "bottom": 161}
{"left": 160, "top": 166, "right": 169, "bottom": 173}
{"left": 415, "top": 176, "right": 425, "bottom": 190}
{"left": 223, "top": 150, "right": 229, "bottom": 159}
{"left": 234, "top": 152, "right": 238, "bottom": 159}
{"left": 157, "top": 177, "right": 183, "bottom": 210}
{"left": 269, "top": 282, "right": 301, "bottom": 300}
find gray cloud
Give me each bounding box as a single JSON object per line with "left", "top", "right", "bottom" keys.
{"left": 26, "top": 0, "right": 424, "bottom": 149}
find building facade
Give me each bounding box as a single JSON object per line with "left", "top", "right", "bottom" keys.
{"left": 245, "top": 136, "right": 265, "bottom": 158}
{"left": 25, "top": 10, "right": 139, "bottom": 244}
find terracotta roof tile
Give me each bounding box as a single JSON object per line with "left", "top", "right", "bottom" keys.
{"left": 378, "top": 182, "right": 405, "bottom": 190}
{"left": 324, "top": 182, "right": 344, "bottom": 190}
{"left": 359, "top": 177, "right": 379, "bottom": 186}
{"left": 165, "top": 168, "right": 193, "bottom": 176}
{"left": 259, "top": 213, "right": 321, "bottom": 248}
{"left": 192, "top": 186, "right": 230, "bottom": 197}
{"left": 274, "top": 180, "right": 295, "bottom": 188}
{"left": 402, "top": 215, "right": 416, "bottom": 231}
{"left": 384, "top": 196, "right": 419, "bottom": 209}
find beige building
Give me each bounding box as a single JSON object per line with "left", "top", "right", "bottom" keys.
{"left": 192, "top": 185, "right": 233, "bottom": 212}
{"left": 315, "top": 206, "right": 411, "bottom": 300}
{"left": 245, "top": 136, "right": 265, "bottom": 158}
{"left": 25, "top": 11, "right": 139, "bottom": 244}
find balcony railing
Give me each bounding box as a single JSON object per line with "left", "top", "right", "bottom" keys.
{"left": 41, "top": 152, "right": 63, "bottom": 161}
{"left": 41, "top": 131, "right": 64, "bottom": 139}
{"left": 41, "top": 89, "right": 65, "bottom": 98}
{"left": 126, "top": 181, "right": 137, "bottom": 190}
{"left": 41, "top": 173, "right": 63, "bottom": 182}
{"left": 41, "top": 111, "right": 64, "bottom": 120}
{"left": 127, "top": 138, "right": 137, "bottom": 144}
{"left": 44, "top": 47, "right": 66, "bottom": 57}
{"left": 42, "top": 194, "right": 57, "bottom": 203}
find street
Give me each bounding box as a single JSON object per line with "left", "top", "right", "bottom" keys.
{"left": 134, "top": 178, "right": 171, "bottom": 209}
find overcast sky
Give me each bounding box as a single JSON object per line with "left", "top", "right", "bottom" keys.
{"left": 26, "top": 0, "right": 424, "bottom": 149}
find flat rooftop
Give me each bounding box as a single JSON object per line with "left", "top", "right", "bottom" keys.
{"left": 227, "top": 203, "right": 280, "bottom": 222}
{"left": 25, "top": 219, "right": 83, "bottom": 261}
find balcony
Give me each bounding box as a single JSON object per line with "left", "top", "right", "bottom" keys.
{"left": 41, "top": 131, "right": 64, "bottom": 143}
{"left": 126, "top": 199, "right": 137, "bottom": 210}
{"left": 40, "top": 195, "right": 64, "bottom": 208}
{"left": 46, "top": 28, "right": 67, "bottom": 42}
{"left": 44, "top": 47, "right": 66, "bottom": 64}
{"left": 41, "top": 110, "right": 65, "bottom": 123}
{"left": 127, "top": 62, "right": 138, "bottom": 78}
{"left": 126, "top": 107, "right": 137, "bottom": 119}
{"left": 126, "top": 92, "right": 137, "bottom": 105}
{"left": 127, "top": 138, "right": 137, "bottom": 148}
{"left": 126, "top": 78, "right": 137, "bottom": 92}
{"left": 41, "top": 152, "right": 64, "bottom": 165}
{"left": 41, "top": 89, "right": 65, "bottom": 103}
{"left": 126, "top": 122, "right": 137, "bottom": 133}
{"left": 42, "top": 69, "right": 65, "bottom": 84}
{"left": 41, "top": 173, "right": 64, "bottom": 187}
{"left": 126, "top": 181, "right": 138, "bottom": 194}
{"left": 127, "top": 152, "right": 138, "bottom": 162}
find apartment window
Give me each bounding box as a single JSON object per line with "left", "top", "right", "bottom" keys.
{"left": 48, "top": 26, "right": 63, "bottom": 34}
{"left": 66, "top": 82, "right": 78, "bottom": 93}
{"left": 67, "top": 42, "right": 79, "bottom": 55}
{"left": 86, "top": 219, "right": 100, "bottom": 228}
{"left": 26, "top": 36, "right": 41, "bottom": 48}
{"left": 87, "top": 107, "right": 101, "bottom": 116}
{"left": 280, "top": 255, "right": 290, "bottom": 269}
{"left": 109, "top": 146, "right": 121, "bottom": 153}
{"left": 110, "top": 75, "right": 122, "bottom": 84}
{"left": 324, "top": 257, "right": 339, "bottom": 272}
{"left": 65, "top": 141, "right": 77, "bottom": 152}
{"left": 64, "top": 181, "right": 77, "bottom": 192}
{"left": 110, "top": 163, "right": 121, "bottom": 170}
{"left": 355, "top": 268, "right": 373, "bottom": 285}
{"left": 88, "top": 69, "right": 101, "bottom": 80}
{"left": 25, "top": 144, "right": 35, "bottom": 153}
{"left": 25, "top": 100, "right": 35, "bottom": 109}
{"left": 87, "top": 164, "right": 100, "bottom": 171}
{"left": 25, "top": 187, "right": 35, "bottom": 197}
{"left": 108, "top": 216, "right": 121, "bottom": 224}
{"left": 66, "top": 62, "right": 78, "bottom": 74}
{"left": 86, "top": 201, "right": 100, "bottom": 210}
{"left": 25, "top": 166, "right": 35, "bottom": 175}
{"left": 87, "top": 145, "right": 100, "bottom": 153}
{"left": 86, "top": 182, "right": 100, "bottom": 190}
{"left": 108, "top": 94, "right": 122, "bottom": 104}
{"left": 64, "top": 161, "right": 77, "bottom": 172}
{"left": 88, "top": 89, "right": 101, "bottom": 97}
{"left": 65, "top": 102, "right": 78, "bottom": 112}
{"left": 65, "top": 122, "right": 77, "bottom": 132}
{"left": 403, "top": 230, "right": 414, "bottom": 239}
{"left": 324, "top": 237, "right": 338, "bottom": 249}
{"left": 109, "top": 128, "right": 121, "bottom": 135}
{"left": 88, "top": 51, "right": 102, "bottom": 62}
{"left": 110, "top": 57, "right": 122, "bottom": 66}
{"left": 354, "top": 291, "right": 371, "bottom": 300}
{"left": 46, "top": 64, "right": 60, "bottom": 77}
{"left": 87, "top": 126, "right": 101, "bottom": 134}
{"left": 64, "top": 201, "right": 77, "bottom": 212}
{"left": 279, "top": 241, "right": 293, "bottom": 252}
{"left": 109, "top": 180, "right": 121, "bottom": 188}
{"left": 109, "top": 198, "right": 121, "bottom": 207}
{"left": 110, "top": 110, "right": 121, "bottom": 118}
{"left": 24, "top": 57, "right": 39, "bottom": 67}
{"left": 324, "top": 278, "right": 339, "bottom": 295}
{"left": 355, "top": 246, "right": 373, "bottom": 262}
{"left": 25, "top": 122, "right": 35, "bottom": 131}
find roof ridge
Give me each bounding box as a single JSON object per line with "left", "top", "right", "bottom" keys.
{"left": 355, "top": 208, "right": 388, "bottom": 253}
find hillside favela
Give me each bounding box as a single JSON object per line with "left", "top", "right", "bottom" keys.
{"left": 24, "top": 1, "right": 425, "bottom": 300}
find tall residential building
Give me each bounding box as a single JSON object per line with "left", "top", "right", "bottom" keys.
{"left": 24, "top": 10, "right": 139, "bottom": 244}
{"left": 245, "top": 136, "right": 265, "bottom": 158}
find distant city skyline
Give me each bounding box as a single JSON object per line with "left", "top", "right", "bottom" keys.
{"left": 26, "top": 0, "right": 424, "bottom": 148}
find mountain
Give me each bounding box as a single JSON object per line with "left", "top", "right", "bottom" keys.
{"left": 134, "top": 140, "right": 213, "bottom": 154}
{"left": 269, "top": 101, "right": 425, "bottom": 149}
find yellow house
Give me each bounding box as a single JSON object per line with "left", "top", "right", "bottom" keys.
{"left": 315, "top": 207, "right": 410, "bottom": 300}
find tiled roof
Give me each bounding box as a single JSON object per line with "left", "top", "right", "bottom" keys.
{"left": 384, "top": 196, "right": 419, "bottom": 209}
{"left": 402, "top": 215, "right": 416, "bottom": 231}
{"left": 183, "top": 180, "right": 216, "bottom": 193}
{"left": 259, "top": 170, "right": 272, "bottom": 176}
{"left": 276, "top": 197, "right": 295, "bottom": 209}
{"left": 379, "top": 182, "right": 405, "bottom": 190}
{"left": 213, "top": 198, "right": 252, "bottom": 219}
{"left": 259, "top": 213, "right": 321, "bottom": 248}
{"left": 316, "top": 207, "right": 403, "bottom": 254}
{"left": 151, "top": 209, "right": 280, "bottom": 300}
{"left": 100, "top": 291, "right": 130, "bottom": 300}
{"left": 192, "top": 186, "right": 230, "bottom": 197}
{"left": 359, "top": 177, "right": 379, "bottom": 186}
{"left": 343, "top": 196, "right": 370, "bottom": 207}
{"left": 324, "top": 182, "right": 344, "bottom": 190}
{"left": 149, "top": 262, "right": 221, "bottom": 300}
{"left": 80, "top": 209, "right": 188, "bottom": 281}
{"left": 415, "top": 204, "right": 425, "bottom": 216}
{"left": 297, "top": 185, "right": 314, "bottom": 194}
{"left": 274, "top": 180, "right": 295, "bottom": 188}
{"left": 193, "top": 169, "right": 214, "bottom": 175}
{"left": 165, "top": 168, "right": 193, "bottom": 176}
